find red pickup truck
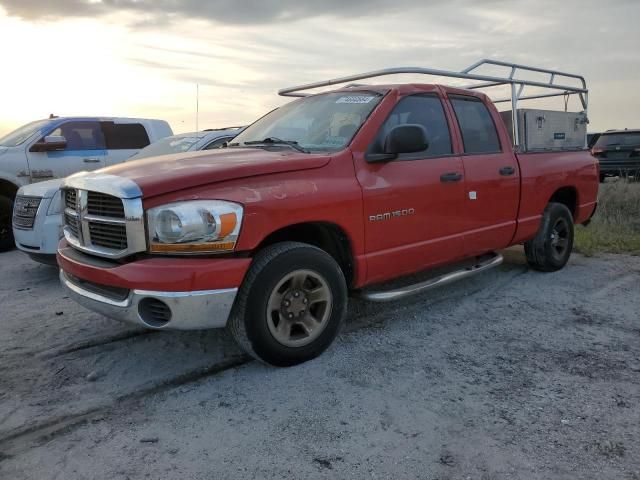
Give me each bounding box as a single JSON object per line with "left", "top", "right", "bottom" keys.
{"left": 57, "top": 60, "right": 598, "bottom": 366}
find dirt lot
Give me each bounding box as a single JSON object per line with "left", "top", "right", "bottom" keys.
{"left": 0, "top": 247, "right": 639, "bottom": 479}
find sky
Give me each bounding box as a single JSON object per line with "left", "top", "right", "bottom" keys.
{"left": 0, "top": 0, "right": 638, "bottom": 137}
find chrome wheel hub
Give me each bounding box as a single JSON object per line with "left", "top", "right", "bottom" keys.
{"left": 267, "top": 269, "right": 332, "bottom": 347}
{"left": 281, "top": 289, "right": 309, "bottom": 319}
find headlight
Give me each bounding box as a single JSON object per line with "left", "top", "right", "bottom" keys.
{"left": 146, "top": 200, "right": 243, "bottom": 254}
{"left": 47, "top": 189, "right": 62, "bottom": 216}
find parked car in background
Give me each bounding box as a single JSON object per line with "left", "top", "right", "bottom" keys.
{"left": 0, "top": 117, "right": 173, "bottom": 251}
{"left": 130, "top": 127, "right": 243, "bottom": 161}
{"left": 57, "top": 60, "right": 598, "bottom": 367}
{"left": 591, "top": 129, "right": 640, "bottom": 181}
{"left": 11, "top": 178, "right": 63, "bottom": 265}
{"left": 587, "top": 132, "right": 601, "bottom": 149}
{"left": 13, "top": 127, "right": 241, "bottom": 265}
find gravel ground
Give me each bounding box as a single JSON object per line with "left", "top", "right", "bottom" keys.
{"left": 0, "top": 247, "right": 639, "bottom": 479}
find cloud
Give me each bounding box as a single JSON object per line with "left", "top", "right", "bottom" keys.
{"left": 0, "top": 0, "right": 439, "bottom": 24}
{"left": 0, "top": 0, "right": 639, "bottom": 134}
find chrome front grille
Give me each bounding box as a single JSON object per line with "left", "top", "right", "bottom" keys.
{"left": 88, "top": 221, "right": 128, "bottom": 250}
{"left": 64, "top": 211, "right": 80, "bottom": 237}
{"left": 87, "top": 191, "right": 125, "bottom": 218}
{"left": 65, "top": 189, "right": 77, "bottom": 211}
{"left": 13, "top": 195, "right": 42, "bottom": 230}
{"left": 61, "top": 174, "right": 145, "bottom": 259}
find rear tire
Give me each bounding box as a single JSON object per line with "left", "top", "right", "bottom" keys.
{"left": 0, "top": 195, "right": 15, "bottom": 252}
{"left": 228, "top": 242, "right": 347, "bottom": 367}
{"left": 524, "top": 202, "right": 574, "bottom": 272}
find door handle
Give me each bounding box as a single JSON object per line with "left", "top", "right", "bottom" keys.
{"left": 83, "top": 158, "right": 101, "bottom": 163}
{"left": 499, "top": 166, "right": 515, "bottom": 176}
{"left": 440, "top": 172, "right": 463, "bottom": 183}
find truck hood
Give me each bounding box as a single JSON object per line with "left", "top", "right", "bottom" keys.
{"left": 18, "top": 178, "right": 64, "bottom": 198}
{"left": 101, "top": 148, "right": 332, "bottom": 198}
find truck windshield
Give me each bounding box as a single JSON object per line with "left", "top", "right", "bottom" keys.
{"left": 0, "top": 119, "right": 51, "bottom": 147}
{"left": 231, "top": 91, "right": 384, "bottom": 153}
{"left": 594, "top": 132, "right": 640, "bottom": 147}
{"left": 131, "top": 134, "right": 204, "bottom": 160}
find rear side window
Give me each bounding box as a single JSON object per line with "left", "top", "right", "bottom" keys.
{"left": 101, "top": 122, "right": 150, "bottom": 150}
{"left": 48, "top": 121, "right": 105, "bottom": 150}
{"left": 595, "top": 132, "right": 640, "bottom": 147}
{"left": 450, "top": 96, "right": 501, "bottom": 154}
{"left": 371, "top": 94, "right": 452, "bottom": 158}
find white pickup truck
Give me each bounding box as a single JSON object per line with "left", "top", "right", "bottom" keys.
{"left": 12, "top": 127, "right": 241, "bottom": 264}
{"left": 0, "top": 117, "right": 172, "bottom": 251}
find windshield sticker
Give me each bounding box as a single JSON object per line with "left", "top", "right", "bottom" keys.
{"left": 335, "top": 95, "right": 376, "bottom": 104}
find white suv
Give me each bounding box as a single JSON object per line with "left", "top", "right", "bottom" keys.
{"left": 0, "top": 116, "right": 172, "bottom": 251}
{"left": 12, "top": 127, "right": 241, "bottom": 265}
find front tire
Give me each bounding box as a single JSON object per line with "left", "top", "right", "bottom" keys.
{"left": 228, "top": 242, "right": 348, "bottom": 367}
{"left": 524, "top": 202, "right": 574, "bottom": 272}
{"left": 0, "top": 195, "right": 15, "bottom": 252}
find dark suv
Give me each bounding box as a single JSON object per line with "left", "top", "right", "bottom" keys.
{"left": 591, "top": 129, "right": 640, "bottom": 182}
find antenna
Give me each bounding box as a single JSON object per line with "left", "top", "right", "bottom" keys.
{"left": 196, "top": 84, "right": 199, "bottom": 132}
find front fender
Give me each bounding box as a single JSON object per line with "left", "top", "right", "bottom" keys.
{"left": 0, "top": 148, "right": 31, "bottom": 191}
{"left": 139, "top": 152, "right": 367, "bottom": 283}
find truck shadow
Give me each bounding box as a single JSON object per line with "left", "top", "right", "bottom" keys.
{"left": 0, "top": 246, "right": 534, "bottom": 447}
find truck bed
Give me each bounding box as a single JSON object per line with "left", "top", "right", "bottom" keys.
{"left": 513, "top": 149, "right": 599, "bottom": 244}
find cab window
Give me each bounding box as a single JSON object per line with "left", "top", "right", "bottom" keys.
{"left": 450, "top": 95, "right": 501, "bottom": 154}
{"left": 47, "top": 121, "right": 105, "bottom": 150}
{"left": 370, "top": 94, "right": 452, "bottom": 158}
{"left": 101, "top": 122, "right": 150, "bottom": 150}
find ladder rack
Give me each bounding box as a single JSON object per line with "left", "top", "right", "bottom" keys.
{"left": 278, "top": 59, "right": 588, "bottom": 149}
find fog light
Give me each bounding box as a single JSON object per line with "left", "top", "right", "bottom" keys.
{"left": 138, "top": 298, "right": 172, "bottom": 328}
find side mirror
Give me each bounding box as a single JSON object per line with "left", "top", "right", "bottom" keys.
{"left": 366, "top": 124, "right": 429, "bottom": 163}
{"left": 385, "top": 124, "right": 428, "bottom": 154}
{"left": 30, "top": 135, "right": 67, "bottom": 152}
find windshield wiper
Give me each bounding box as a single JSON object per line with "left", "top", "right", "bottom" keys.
{"left": 243, "top": 137, "right": 310, "bottom": 153}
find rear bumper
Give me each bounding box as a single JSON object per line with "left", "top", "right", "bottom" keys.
{"left": 60, "top": 270, "right": 237, "bottom": 330}
{"left": 57, "top": 240, "right": 251, "bottom": 330}
{"left": 598, "top": 160, "right": 640, "bottom": 174}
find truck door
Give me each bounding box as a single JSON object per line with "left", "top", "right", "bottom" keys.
{"left": 448, "top": 94, "right": 519, "bottom": 255}
{"left": 356, "top": 93, "right": 467, "bottom": 284}
{"left": 101, "top": 121, "right": 152, "bottom": 166}
{"left": 26, "top": 120, "right": 106, "bottom": 181}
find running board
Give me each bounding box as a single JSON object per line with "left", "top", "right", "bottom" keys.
{"left": 354, "top": 252, "right": 504, "bottom": 302}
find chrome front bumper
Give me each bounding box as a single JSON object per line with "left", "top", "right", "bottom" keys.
{"left": 60, "top": 270, "right": 237, "bottom": 330}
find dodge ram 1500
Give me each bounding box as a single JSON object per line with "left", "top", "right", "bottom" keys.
{"left": 57, "top": 60, "right": 598, "bottom": 366}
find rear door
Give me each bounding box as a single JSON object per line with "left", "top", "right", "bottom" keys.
{"left": 357, "top": 92, "right": 467, "bottom": 283}
{"left": 26, "top": 120, "right": 106, "bottom": 181}
{"left": 447, "top": 94, "right": 519, "bottom": 255}
{"left": 101, "top": 121, "right": 152, "bottom": 166}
